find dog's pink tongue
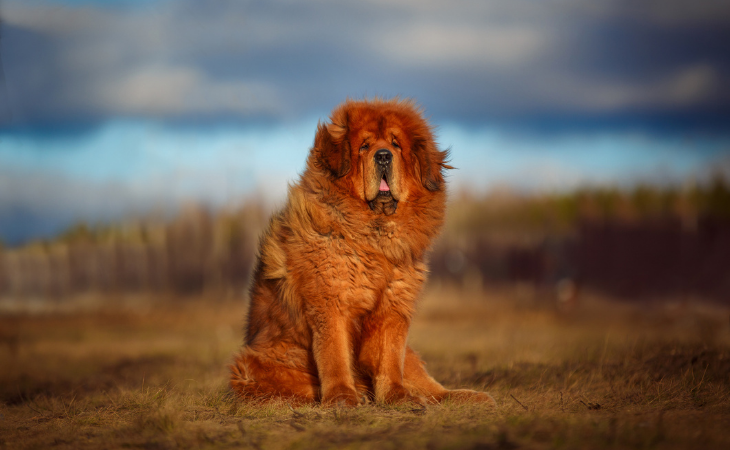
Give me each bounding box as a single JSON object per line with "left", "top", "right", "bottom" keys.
{"left": 379, "top": 178, "right": 390, "bottom": 191}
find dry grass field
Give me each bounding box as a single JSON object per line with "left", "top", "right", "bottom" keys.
{"left": 1, "top": 285, "right": 729, "bottom": 449}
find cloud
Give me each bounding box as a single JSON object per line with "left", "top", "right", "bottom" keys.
{"left": 376, "top": 23, "right": 547, "bottom": 67}
{"left": 2, "top": 1, "right": 279, "bottom": 118}
{"left": 525, "top": 63, "right": 724, "bottom": 113}
{"left": 567, "top": 0, "right": 730, "bottom": 25}
{"left": 1, "top": 0, "right": 729, "bottom": 129}
{"left": 92, "top": 65, "right": 283, "bottom": 116}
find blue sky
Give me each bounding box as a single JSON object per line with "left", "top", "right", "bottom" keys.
{"left": 1, "top": 0, "right": 729, "bottom": 244}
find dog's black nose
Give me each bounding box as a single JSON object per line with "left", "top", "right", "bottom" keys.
{"left": 375, "top": 149, "right": 392, "bottom": 165}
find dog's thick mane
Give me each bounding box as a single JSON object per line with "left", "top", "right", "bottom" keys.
{"left": 293, "top": 99, "right": 451, "bottom": 263}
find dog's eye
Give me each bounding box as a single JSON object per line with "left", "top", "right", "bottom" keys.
{"left": 392, "top": 140, "right": 400, "bottom": 149}
{"left": 360, "top": 143, "right": 369, "bottom": 152}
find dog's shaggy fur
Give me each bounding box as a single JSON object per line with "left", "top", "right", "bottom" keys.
{"left": 230, "top": 98, "right": 494, "bottom": 406}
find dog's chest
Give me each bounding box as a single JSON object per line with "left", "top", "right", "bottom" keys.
{"left": 323, "top": 235, "right": 400, "bottom": 311}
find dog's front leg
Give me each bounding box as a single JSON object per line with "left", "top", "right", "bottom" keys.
{"left": 359, "top": 311, "right": 426, "bottom": 405}
{"left": 309, "top": 313, "right": 361, "bottom": 407}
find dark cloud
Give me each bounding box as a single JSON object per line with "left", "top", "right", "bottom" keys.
{"left": 1, "top": 0, "right": 729, "bottom": 131}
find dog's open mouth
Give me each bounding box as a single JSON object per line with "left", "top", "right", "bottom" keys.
{"left": 378, "top": 174, "right": 390, "bottom": 196}
{"left": 369, "top": 173, "right": 397, "bottom": 215}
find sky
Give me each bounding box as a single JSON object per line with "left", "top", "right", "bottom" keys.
{"left": 1, "top": 0, "right": 730, "bottom": 244}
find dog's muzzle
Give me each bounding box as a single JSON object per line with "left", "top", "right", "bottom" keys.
{"left": 369, "top": 149, "right": 398, "bottom": 214}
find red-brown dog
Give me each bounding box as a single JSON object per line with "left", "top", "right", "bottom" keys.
{"left": 230, "top": 98, "right": 494, "bottom": 407}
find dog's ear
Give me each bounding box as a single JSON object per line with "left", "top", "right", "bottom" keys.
{"left": 314, "top": 112, "right": 351, "bottom": 178}
{"left": 413, "top": 137, "right": 450, "bottom": 191}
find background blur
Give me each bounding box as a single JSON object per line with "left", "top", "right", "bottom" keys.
{"left": 1, "top": 0, "right": 730, "bottom": 305}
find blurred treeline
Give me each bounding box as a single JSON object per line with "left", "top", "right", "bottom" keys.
{"left": 1, "top": 175, "right": 729, "bottom": 302}
{"left": 439, "top": 174, "right": 730, "bottom": 302}
{"left": 0, "top": 204, "right": 265, "bottom": 299}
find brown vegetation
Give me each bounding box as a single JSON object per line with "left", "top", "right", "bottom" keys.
{"left": 0, "top": 203, "right": 265, "bottom": 300}
{"left": 2, "top": 177, "right": 730, "bottom": 304}
{"left": 1, "top": 286, "right": 729, "bottom": 449}
{"left": 436, "top": 176, "right": 730, "bottom": 302}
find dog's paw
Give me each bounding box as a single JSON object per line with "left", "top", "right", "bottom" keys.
{"left": 383, "top": 384, "right": 427, "bottom": 407}
{"left": 322, "top": 384, "right": 362, "bottom": 407}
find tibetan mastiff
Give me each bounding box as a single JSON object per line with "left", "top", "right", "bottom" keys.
{"left": 230, "top": 98, "right": 494, "bottom": 407}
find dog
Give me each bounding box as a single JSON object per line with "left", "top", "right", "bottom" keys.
{"left": 230, "top": 98, "right": 494, "bottom": 407}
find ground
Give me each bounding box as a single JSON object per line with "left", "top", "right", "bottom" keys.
{"left": 1, "top": 285, "right": 729, "bottom": 449}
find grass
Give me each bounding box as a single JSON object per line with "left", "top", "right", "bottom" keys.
{"left": 1, "top": 285, "right": 729, "bottom": 449}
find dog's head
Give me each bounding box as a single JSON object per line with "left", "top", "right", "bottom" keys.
{"left": 313, "top": 98, "right": 450, "bottom": 216}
